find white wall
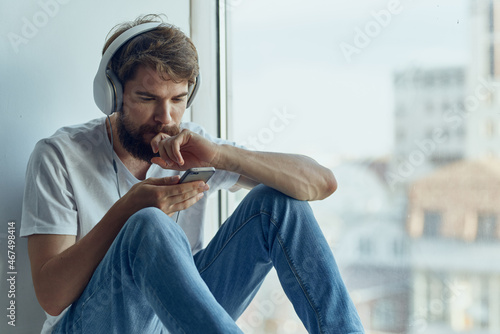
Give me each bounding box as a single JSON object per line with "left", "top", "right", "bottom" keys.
{"left": 0, "top": 1, "right": 189, "bottom": 332}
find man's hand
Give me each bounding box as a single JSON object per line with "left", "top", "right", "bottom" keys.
{"left": 121, "top": 175, "right": 209, "bottom": 217}
{"left": 150, "top": 129, "right": 220, "bottom": 171}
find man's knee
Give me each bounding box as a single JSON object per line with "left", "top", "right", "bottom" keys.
{"left": 120, "top": 207, "right": 187, "bottom": 249}
{"left": 125, "top": 206, "right": 168, "bottom": 231}
{"left": 246, "top": 184, "right": 290, "bottom": 203}
{"left": 129, "top": 207, "right": 169, "bottom": 227}
{"left": 246, "top": 184, "right": 308, "bottom": 211}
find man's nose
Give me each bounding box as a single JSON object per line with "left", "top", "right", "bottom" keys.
{"left": 154, "top": 101, "right": 172, "bottom": 124}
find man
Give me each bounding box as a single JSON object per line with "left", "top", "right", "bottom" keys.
{"left": 21, "top": 14, "right": 364, "bottom": 333}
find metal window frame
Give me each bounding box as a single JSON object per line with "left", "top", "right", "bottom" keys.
{"left": 190, "top": 0, "right": 229, "bottom": 227}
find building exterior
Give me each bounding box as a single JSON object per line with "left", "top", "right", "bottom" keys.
{"left": 387, "top": 66, "right": 468, "bottom": 197}
{"left": 391, "top": 66, "right": 467, "bottom": 188}
{"left": 331, "top": 161, "right": 411, "bottom": 333}
{"left": 407, "top": 158, "right": 500, "bottom": 333}
{"left": 466, "top": 0, "right": 500, "bottom": 159}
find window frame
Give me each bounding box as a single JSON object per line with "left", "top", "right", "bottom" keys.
{"left": 190, "top": 0, "right": 230, "bottom": 229}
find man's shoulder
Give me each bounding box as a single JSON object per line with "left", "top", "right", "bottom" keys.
{"left": 36, "top": 118, "right": 106, "bottom": 150}
{"left": 31, "top": 117, "right": 107, "bottom": 164}
{"left": 47, "top": 118, "right": 105, "bottom": 141}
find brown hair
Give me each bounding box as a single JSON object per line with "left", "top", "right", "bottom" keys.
{"left": 103, "top": 14, "right": 199, "bottom": 86}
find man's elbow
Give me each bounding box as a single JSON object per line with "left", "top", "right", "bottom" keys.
{"left": 45, "top": 305, "right": 65, "bottom": 317}
{"left": 41, "top": 299, "right": 68, "bottom": 317}
{"left": 36, "top": 291, "right": 68, "bottom": 316}
{"left": 322, "top": 169, "right": 337, "bottom": 199}
{"left": 307, "top": 169, "right": 337, "bottom": 201}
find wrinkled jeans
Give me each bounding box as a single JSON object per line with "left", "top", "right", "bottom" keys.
{"left": 53, "top": 185, "right": 364, "bottom": 333}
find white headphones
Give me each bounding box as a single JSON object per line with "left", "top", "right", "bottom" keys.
{"left": 93, "top": 22, "right": 200, "bottom": 115}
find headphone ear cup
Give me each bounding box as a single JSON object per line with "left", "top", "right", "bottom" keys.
{"left": 186, "top": 73, "right": 201, "bottom": 109}
{"left": 106, "top": 70, "right": 123, "bottom": 114}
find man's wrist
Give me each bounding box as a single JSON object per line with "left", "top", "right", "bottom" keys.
{"left": 212, "top": 144, "right": 241, "bottom": 173}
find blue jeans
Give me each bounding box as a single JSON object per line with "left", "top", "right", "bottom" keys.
{"left": 53, "top": 185, "right": 364, "bottom": 333}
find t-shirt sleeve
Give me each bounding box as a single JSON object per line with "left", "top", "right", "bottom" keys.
{"left": 20, "top": 140, "right": 78, "bottom": 237}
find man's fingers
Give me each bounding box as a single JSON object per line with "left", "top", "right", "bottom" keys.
{"left": 158, "top": 145, "right": 176, "bottom": 167}
{"left": 155, "top": 181, "right": 208, "bottom": 214}
{"left": 168, "top": 191, "right": 205, "bottom": 213}
{"left": 162, "top": 135, "right": 184, "bottom": 166}
{"left": 166, "top": 181, "right": 208, "bottom": 202}
{"left": 173, "top": 138, "right": 184, "bottom": 166}
{"left": 146, "top": 175, "right": 181, "bottom": 185}
{"left": 150, "top": 132, "right": 185, "bottom": 167}
{"left": 137, "top": 178, "right": 209, "bottom": 216}
{"left": 151, "top": 157, "right": 170, "bottom": 168}
{"left": 151, "top": 132, "right": 174, "bottom": 154}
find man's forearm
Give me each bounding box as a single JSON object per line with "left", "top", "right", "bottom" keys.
{"left": 214, "top": 145, "right": 337, "bottom": 201}
{"left": 31, "top": 199, "right": 134, "bottom": 316}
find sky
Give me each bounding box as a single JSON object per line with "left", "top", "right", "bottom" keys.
{"left": 227, "top": 0, "right": 469, "bottom": 163}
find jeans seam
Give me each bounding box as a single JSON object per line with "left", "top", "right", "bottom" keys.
{"left": 132, "top": 216, "right": 186, "bottom": 333}
{"left": 148, "top": 285, "right": 186, "bottom": 334}
{"left": 76, "top": 275, "right": 111, "bottom": 333}
{"left": 270, "top": 214, "right": 326, "bottom": 334}
{"left": 198, "top": 212, "right": 262, "bottom": 275}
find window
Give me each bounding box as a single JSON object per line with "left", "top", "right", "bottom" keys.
{"left": 480, "top": 277, "right": 490, "bottom": 328}
{"left": 396, "top": 105, "right": 406, "bottom": 116}
{"left": 489, "top": 0, "right": 495, "bottom": 34}
{"left": 424, "top": 74, "right": 435, "bottom": 88}
{"left": 484, "top": 119, "right": 496, "bottom": 138}
{"left": 427, "top": 272, "right": 448, "bottom": 323}
{"left": 426, "top": 102, "right": 434, "bottom": 114}
{"left": 455, "top": 123, "right": 466, "bottom": 138}
{"left": 393, "top": 239, "right": 407, "bottom": 257}
{"left": 423, "top": 211, "right": 442, "bottom": 238}
{"left": 442, "top": 101, "right": 452, "bottom": 112}
{"left": 359, "top": 237, "right": 373, "bottom": 257}
{"left": 371, "top": 299, "right": 399, "bottom": 330}
{"left": 215, "top": 1, "right": 500, "bottom": 333}
{"left": 440, "top": 73, "right": 451, "bottom": 86}
{"left": 395, "top": 129, "right": 406, "bottom": 142}
{"left": 477, "top": 213, "right": 497, "bottom": 242}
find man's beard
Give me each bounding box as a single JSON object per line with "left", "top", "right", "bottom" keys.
{"left": 116, "top": 111, "right": 181, "bottom": 163}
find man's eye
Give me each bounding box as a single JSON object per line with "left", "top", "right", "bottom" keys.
{"left": 140, "top": 97, "right": 154, "bottom": 101}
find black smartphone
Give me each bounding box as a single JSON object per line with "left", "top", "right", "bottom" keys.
{"left": 179, "top": 167, "right": 215, "bottom": 184}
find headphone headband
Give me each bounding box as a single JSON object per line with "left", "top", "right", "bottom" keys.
{"left": 93, "top": 22, "right": 200, "bottom": 115}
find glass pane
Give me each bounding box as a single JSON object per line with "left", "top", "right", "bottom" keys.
{"left": 423, "top": 211, "right": 442, "bottom": 238}
{"left": 226, "top": 0, "right": 500, "bottom": 333}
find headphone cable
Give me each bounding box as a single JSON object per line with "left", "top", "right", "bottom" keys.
{"left": 107, "top": 115, "right": 184, "bottom": 223}
{"left": 107, "top": 115, "right": 122, "bottom": 199}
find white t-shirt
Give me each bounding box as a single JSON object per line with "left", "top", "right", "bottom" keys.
{"left": 20, "top": 117, "right": 242, "bottom": 333}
